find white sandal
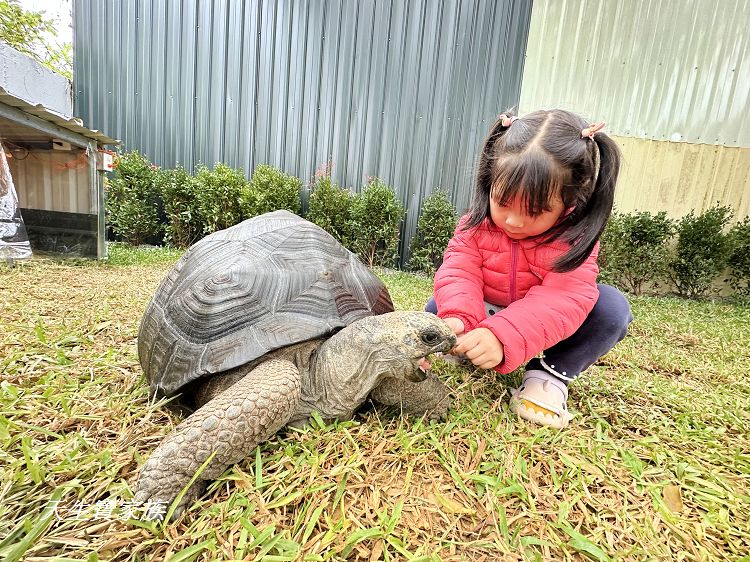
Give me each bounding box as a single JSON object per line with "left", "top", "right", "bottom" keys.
{"left": 510, "top": 370, "right": 573, "bottom": 429}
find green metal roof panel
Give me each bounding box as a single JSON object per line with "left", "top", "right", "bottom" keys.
{"left": 520, "top": 0, "right": 750, "bottom": 147}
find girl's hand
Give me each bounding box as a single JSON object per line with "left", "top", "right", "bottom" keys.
{"left": 442, "top": 317, "right": 465, "bottom": 336}
{"left": 453, "top": 328, "right": 504, "bottom": 369}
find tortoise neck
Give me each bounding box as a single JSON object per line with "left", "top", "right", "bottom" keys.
{"left": 307, "top": 323, "right": 391, "bottom": 420}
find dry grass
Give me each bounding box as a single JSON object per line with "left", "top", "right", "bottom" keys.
{"left": 1, "top": 247, "right": 749, "bottom": 561}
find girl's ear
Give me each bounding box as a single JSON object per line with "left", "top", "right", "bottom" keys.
{"left": 553, "top": 134, "right": 621, "bottom": 272}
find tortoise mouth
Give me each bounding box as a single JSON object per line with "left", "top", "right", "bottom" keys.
{"left": 407, "top": 352, "right": 438, "bottom": 382}
{"left": 406, "top": 363, "right": 428, "bottom": 383}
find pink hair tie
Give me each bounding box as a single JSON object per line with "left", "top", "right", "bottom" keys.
{"left": 582, "top": 121, "right": 606, "bottom": 140}
{"left": 499, "top": 114, "right": 517, "bottom": 127}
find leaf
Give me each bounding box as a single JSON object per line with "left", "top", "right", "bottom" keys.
{"left": 34, "top": 320, "right": 46, "bottom": 343}
{"left": 301, "top": 505, "right": 325, "bottom": 545}
{"left": 3, "top": 487, "right": 69, "bottom": 562}
{"left": 559, "top": 524, "right": 612, "bottom": 562}
{"left": 91, "top": 321, "right": 112, "bottom": 333}
{"left": 265, "top": 490, "right": 303, "bottom": 510}
{"left": 168, "top": 538, "right": 217, "bottom": 562}
{"left": 520, "top": 536, "right": 553, "bottom": 548}
{"left": 369, "top": 539, "right": 384, "bottom": 562}
{"left": 662, "top": 485, "right": 684, "bottom": 513}
{"left": 433, "top": 493, "right": 474, "bottom": 515}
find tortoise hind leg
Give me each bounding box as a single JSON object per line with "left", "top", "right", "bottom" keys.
{"left": 134, "top": 359, "right": 301, "bottom": 520}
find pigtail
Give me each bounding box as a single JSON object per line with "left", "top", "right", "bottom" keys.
{"left": 553, "top": 133, "right": 621, "bottom": 272}
{"left": 465, "top": 113, "right": 516, "bottom": 230}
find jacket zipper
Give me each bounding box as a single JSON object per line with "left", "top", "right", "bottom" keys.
{"left": 510, "top": 240, "right": 519, "bottom": 302}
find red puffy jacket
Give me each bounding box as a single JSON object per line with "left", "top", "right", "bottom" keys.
{"left": 434, "top": 216, "right": 599, "bottom": 373}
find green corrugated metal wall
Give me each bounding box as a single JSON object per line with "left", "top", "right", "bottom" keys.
{"left": 73, "top": 0, "right": 534, "bottom": 258}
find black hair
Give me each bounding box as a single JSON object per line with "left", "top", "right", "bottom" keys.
{"left": 466, "top": 109, "right": 621, "bottom": 272}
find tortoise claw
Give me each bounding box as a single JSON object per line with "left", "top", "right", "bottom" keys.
{"left": 133, "top": 455, "right": 206, "bottom": 521}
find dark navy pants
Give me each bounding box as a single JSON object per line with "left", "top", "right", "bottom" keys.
{"left": 425, "top": 284, "right": 632, "bottom": 384}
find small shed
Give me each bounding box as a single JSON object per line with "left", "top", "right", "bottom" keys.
{"left": 0, "top": 43, "right": 117, "bottom": 259}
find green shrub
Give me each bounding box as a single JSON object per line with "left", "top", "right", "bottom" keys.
{"left": 668, "top": 205, "right": 733, "bottom": 298}
{"left": 408, "top": 190, "right": 457, "bottom": 274}
{"left": 193, "top": 163, "right": 253, "bottom": 234}
{"left": 727, "top": 216, "right": 750, "bottom": 296}
{"left": 349, "top": 177, "right": 405, "bottom": 267}
{"left": 307, "top": 175, "right": 354, "bottom": 245}
{"left": 106, "top": 151, "right": 163, "bottom": 246}
{"left": 246, "top": 164, "right": 302, "bottom": 216}
{"left": 598, "top": 211, "right": 675, "bottom": 295}
{"left": 156, "top": 166, "right": 203, "bottom": 248}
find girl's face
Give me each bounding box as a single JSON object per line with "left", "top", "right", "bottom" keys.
{"left": 489, "top": 194, "right": 566, "bottom": 239}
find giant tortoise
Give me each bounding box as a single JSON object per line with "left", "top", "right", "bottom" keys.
{"left": 133, "top": 210, "right": 456, "bottom": 517}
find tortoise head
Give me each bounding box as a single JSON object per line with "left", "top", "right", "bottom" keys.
{"left": 327, "top": 311, "right": 457, "bottom": 383}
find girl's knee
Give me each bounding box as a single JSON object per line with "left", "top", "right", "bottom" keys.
{"left": 593, "top": 284, "right": 633, "bottom": 336}
{"left": 424, "top": 296, "right": 438, "bottom": 314}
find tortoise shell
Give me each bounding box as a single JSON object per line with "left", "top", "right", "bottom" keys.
{"left": 138, "top": 210, "right": 394, "bottom": 397}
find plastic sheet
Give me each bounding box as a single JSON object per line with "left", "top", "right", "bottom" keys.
{"left": 0, "top": 142, "right": 32, "bottom": 261}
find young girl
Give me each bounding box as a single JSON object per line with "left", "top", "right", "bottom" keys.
{"left": 428, "top": 109, "right": 632, "bottom": 429}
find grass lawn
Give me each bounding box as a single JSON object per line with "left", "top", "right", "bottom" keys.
{"left": 1, "top": 245, "right": 749, "bottom": 561}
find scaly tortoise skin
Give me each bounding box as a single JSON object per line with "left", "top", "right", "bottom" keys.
{"left": 134, "top": 211, "right": 456, "bottom": 518}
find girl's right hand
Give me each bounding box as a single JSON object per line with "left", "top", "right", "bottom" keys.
{"left": 452, "top": 328, "right": 504, "bottom": 370}
{"left": 443, "top": 317, "right": 465, "bottom": 336}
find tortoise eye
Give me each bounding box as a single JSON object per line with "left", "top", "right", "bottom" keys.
{"left": 420, "top": 330, "right": 440, "bottom": 345}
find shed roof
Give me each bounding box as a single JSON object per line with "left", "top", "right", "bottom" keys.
{"left": 0, "top": 87, "right": 118, "bottom": 146}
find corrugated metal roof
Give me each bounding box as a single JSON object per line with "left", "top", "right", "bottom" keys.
{"left": 0, "top": 87, "right": 119, "bottom": 145}
{"left": 520, "top": 0, "right": 750, "bottom": 147}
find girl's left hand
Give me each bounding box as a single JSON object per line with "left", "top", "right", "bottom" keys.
{"left": 453, "top": 328, "right": 504, "bottom": 370}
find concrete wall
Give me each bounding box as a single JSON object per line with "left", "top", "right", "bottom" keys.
{"left": 0, "top": 43, "right": 73, "bottom": 118}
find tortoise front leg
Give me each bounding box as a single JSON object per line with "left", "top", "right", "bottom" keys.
{"left": 370, "top": 372, "right": 453, "bottom": 421}
{"left": 134, "top": 359, "right": 301, "bottom": 520}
